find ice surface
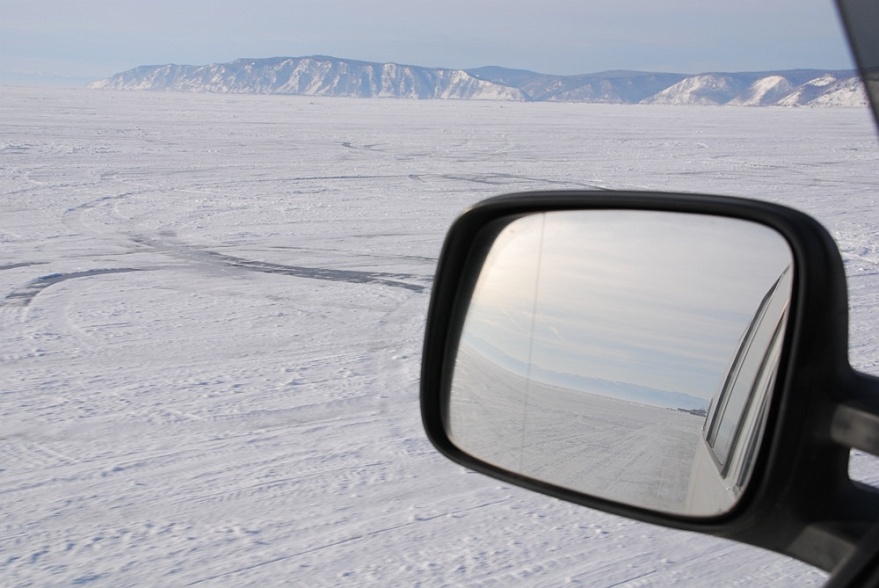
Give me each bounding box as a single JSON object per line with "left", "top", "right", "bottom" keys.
{"left": 2, "top": 86, "right": 878, "bottom": 586}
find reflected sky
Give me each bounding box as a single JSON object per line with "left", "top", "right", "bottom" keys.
{"left": 460, "top": 210, "right": 793, "bottom": 405}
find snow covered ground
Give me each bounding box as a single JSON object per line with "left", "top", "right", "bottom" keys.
{"left": 1, "top": 86, "right": 878, "bottom": 586}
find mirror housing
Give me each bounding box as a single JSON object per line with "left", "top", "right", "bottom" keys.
{"left": 446, "top": 209, "right": 795, "bottom": 517}
{"left": 421, "top": 190, "right": 879, "bottom": 575}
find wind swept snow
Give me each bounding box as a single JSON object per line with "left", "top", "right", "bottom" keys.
{"left": 2, "top": 87, "right": 878, "bottom": 586}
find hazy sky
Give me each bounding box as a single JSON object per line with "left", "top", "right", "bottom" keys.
{"left": 2, "top": 0, "right": 855, "bottom": 87}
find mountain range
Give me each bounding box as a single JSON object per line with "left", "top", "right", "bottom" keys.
{"left": 89, "top": 56, "right": 866, "bottom": 107}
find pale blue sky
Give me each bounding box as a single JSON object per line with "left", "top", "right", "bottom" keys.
{"left": 2, "top": 0, "right": 855, "bottom": 87}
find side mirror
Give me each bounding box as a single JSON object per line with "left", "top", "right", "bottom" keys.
{"left": 447, "top": 208, "right": 793, "bottom": 517}
{"left": 421, "top": 191, "right": 879, "bottom": 579}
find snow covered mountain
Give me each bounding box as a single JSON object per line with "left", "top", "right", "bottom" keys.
{"left": 88, "top": 57, "right": 526, "bottom": 101}
{"left": 90, "top": 56, "right": 865, "bottom": 107}
{"left": 643, "top": 71, "right": 866, "bottom": 107}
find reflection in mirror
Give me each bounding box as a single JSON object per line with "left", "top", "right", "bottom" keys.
{"left": 447, "top": 210, "right": 793, "bottom": 517}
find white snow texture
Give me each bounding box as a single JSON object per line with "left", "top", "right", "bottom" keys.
{"left": 2, "top": 86, "right": 879, "bottom": 586}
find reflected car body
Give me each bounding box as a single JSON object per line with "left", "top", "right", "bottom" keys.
{"left": 686, "top": 267, "right": 793, "bottom": 515}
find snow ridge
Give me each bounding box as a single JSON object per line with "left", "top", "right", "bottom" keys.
{"left": 644, "top": 72, "right": 866, "bottom": 107}
{"left": 90, "top": 56, "right": 866, "bottom": 107}
{"left": 89, "top": 57, "right": 526, "bottom": 101}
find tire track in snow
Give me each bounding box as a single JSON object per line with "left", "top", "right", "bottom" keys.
{"left": 0, "top": 262, "right": 49, "bottom": 272}
{"left": 440, "top": 172, "right": 606, "bottom": 189}
{"left": 267, "top": 244, "right": 436, "bottom": 265}
{"left": 2, "top": 268, "right": 142, "bottom": 308}
{"left": 203, "top": 250, "right": 428, "bottom": 292}
{"left": 62, "top": 192, "right": 143, "bottom": 231}
{"left": 58, "top": 188, "right": 433, "bottom": 293}
{"left": 131, "top": 235, "right": 431, "bottom": 293}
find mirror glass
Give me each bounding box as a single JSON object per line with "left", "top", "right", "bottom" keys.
{"left": 447, "top": 210, "right": 793, "bottom": 517}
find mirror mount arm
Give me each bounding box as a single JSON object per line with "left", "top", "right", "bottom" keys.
{"left": 830, "top": 373, "right": 879, "bottom": 457}
{"left": 832, "top": 403, "right": 879, "bottom": 457}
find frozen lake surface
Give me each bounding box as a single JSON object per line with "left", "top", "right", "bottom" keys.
{"left": 2, "top": 86, "right": 878, "bottom": 586}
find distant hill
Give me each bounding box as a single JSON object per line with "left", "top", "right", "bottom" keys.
{"left": 89, "top": 56, "right": 866, "bottom": 107}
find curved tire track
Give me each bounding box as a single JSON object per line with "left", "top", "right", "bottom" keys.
{"left": 131, "top": 235, "right": 431, "bottom": 293}
{"left": 202, "top": 251, "right": 428, "bottom": 293}
{"left": 3, "top": 268, "right": 142, "bottom": 308}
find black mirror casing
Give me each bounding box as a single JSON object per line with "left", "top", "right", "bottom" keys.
{"left": 421, "top": 190, "right": 879, "bottom": 576}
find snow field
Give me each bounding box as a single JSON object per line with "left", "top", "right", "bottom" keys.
{"left": 2, "top": 86, "right": 877, "bottom": 585}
